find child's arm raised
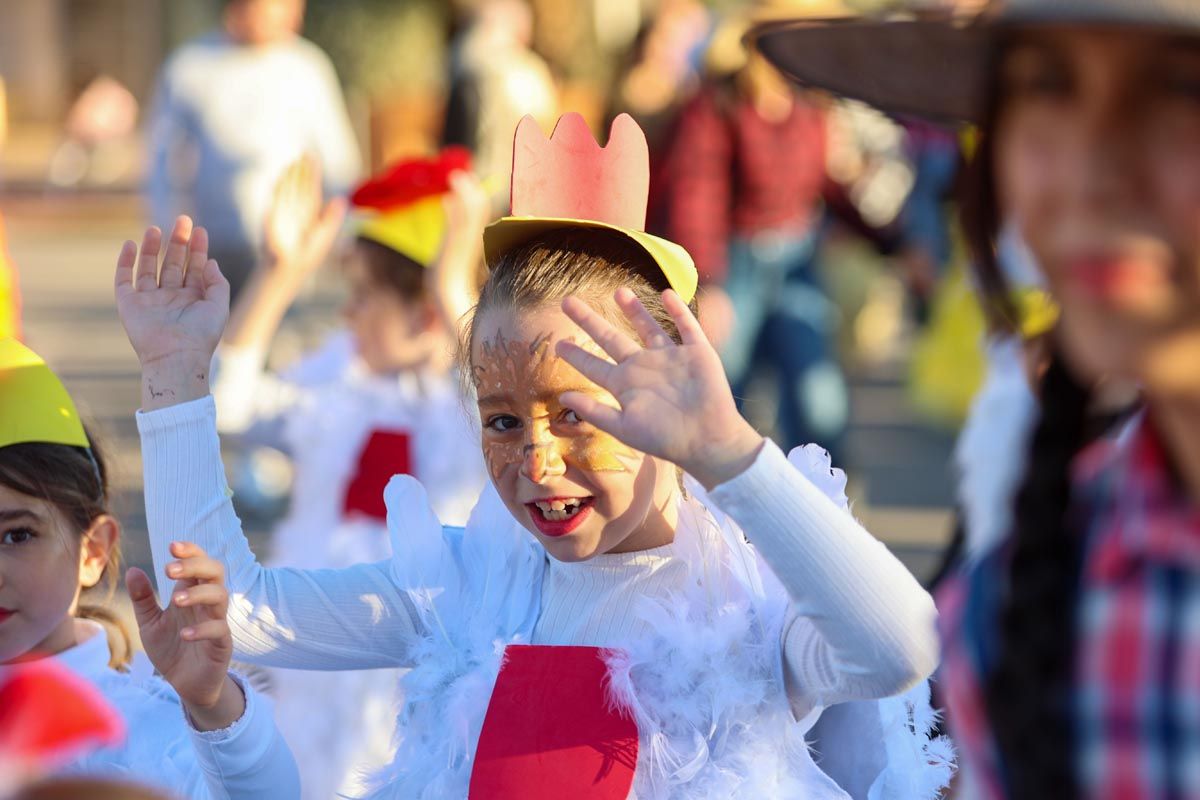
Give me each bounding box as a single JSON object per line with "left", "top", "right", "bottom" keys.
{"left": 430, "top": 170, "right": 490, "bottom": 336}
{"left": 213, "top": 156, "right": 347, "bottom": 440}
{"left": 126, "top": 555, "right": 300, "bottom": 799}
{"left": 557, "top": 289, "right": 939, "bottom": 719}
{"left": 117, "top": 224, "right": 425, "bottom": 671}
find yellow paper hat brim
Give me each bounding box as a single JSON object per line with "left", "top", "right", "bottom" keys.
{"left": 483, "top": 217, "right": 699, "bottom": 304}
{"left": 0, "top": 338, "right": 89, "bottom": 450}
{"left": 355, "top": 195, "right": 446, "bottom": 268}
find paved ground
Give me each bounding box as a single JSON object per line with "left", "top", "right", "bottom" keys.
{"left": 7, "top": 191, "right": 958, "bottom": 594}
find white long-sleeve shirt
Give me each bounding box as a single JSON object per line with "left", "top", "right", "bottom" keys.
{"left": 138, "top": 396, "right": 938, "bottom": 725}
{"left": 56, "top": 620, "right": 299, "bottom": 799}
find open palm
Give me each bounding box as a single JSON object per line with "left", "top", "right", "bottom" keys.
{"left": 556, "top": 288, "right": 763, "bottom": 488}
{"left": 114, "top": 216, "right": 229, "bottom": 370}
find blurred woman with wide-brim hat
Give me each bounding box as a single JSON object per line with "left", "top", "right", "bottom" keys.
{"left": 755, "top": 2, "right": 1200, "bottom": 799}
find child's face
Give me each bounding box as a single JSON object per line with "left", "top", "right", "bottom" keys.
{"left": 341, "top": 248, "right": 444, "bottom": 374}
{"left": 0, "top": 483, "right": 101, "bottom": 663}
{"left": 472, "top": 305, "right": 679, "bottom": 562}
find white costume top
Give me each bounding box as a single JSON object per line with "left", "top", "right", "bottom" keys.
{"left": 213, "top": 334, "right": 487, "bottom": 798}
{"left": 53, "top": 620, "right": 299, "bottom": 799}
{"left": 138, "top": 396, "right": 950, "bottom": 798}
{"left": 213, "top": 332, "right": 486, "bottom": 531}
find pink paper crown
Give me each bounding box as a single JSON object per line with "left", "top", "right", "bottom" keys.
{"left": 509, "top": 112, "right": 650, "bottom": 232}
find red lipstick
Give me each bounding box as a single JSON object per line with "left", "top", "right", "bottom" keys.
{"left": 524, "top": 497, "right": 595, "bottom": 538}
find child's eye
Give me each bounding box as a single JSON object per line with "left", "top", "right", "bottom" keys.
{"left": 1, "top": 528, "right": 36, "bottom": 546}
{"left": 486, "top": 414, "right": 521, "bottom": 433}
{"left": 562, "top": 409, "right": 582, "bottom": 424}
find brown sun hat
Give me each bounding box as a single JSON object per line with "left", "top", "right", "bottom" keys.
{"left": 751, "top": 0, "right": 1200, "bottom": 123}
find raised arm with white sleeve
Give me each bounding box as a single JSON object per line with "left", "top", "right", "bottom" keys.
{"left": 138, "top": 395, "right": 426, "bottom": 670}
{"left": 709, "top": 440, "right": 940, "bottom": 721}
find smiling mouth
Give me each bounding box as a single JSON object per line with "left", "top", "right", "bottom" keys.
{"left": 0, "top": 609, "right": 13, "bottom": 624}
{"left": 524, "top": 497, "right": 595, "bottom": 536}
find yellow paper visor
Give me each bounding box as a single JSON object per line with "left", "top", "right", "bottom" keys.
{"left": 483, "top": 217, "right": 698, "bottom": 304}
{"left": 0, "top": 338, "right": 89, "bottom": 449}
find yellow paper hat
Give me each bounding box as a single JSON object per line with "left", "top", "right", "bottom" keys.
{"left": 0, "top": 338, "right": 89, "bottom": 449}
{"left": 350, "top": 148, "right": 474, "bottom": 268}
{"left": 483, "top": 114, "right": 699, "bottom": 304}
{"left": 356, "top": 196, "right": 446, "bottom": 268}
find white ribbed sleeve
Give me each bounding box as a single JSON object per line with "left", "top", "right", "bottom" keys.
{"left": 709, "top": 441, "right": 940, "bottom": 718}
{"left": 138, "top": 396, "right": 424, "bottom": 670}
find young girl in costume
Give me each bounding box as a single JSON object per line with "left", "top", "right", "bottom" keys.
{"left": 759, "top": 2, "right": 1200, "bottom": 797}
{"left": 119, "top": 113, "right": 951, "bottom": 799}
{"left": 0, "top": 338, "right": 298, "bottom": 798}
{"left": 210, "top": 152, "right": 490, "bottom": 798}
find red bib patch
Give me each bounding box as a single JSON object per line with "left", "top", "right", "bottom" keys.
{"left": 341, "top": 429, "right": 413, "bottom": 522}
{"left": 469, "top": 644, "right": 638, "bottom": 799}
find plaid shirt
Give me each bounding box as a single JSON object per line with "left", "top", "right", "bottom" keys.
{"left": 940, "top": 416, "right": 1200, "bottom": 799}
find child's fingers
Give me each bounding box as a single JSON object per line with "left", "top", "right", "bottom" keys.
{"left": 201, "top": 259, "right": 231, "bottom": 311}
{"left": 134, "top": 226, "right": 163, "bottom": 291}
{"left": 171, "top": 582, "right": 228, "bottom": 618}
{"left": 159, "top": 216, "right": 193, "bottom": 289}
{"left": 181, "top": 619, "right": 230, "bottom": 643}
{"left": 125, "top": 567, "right": 164, "bottom": 630}
{"left": 560, "top": 391, "right": 622, "bottom": 435}
{"left": 556, "top": 340, "right": 617, "bottom": 388}
{"left": 114, "top": 240, "right": 138, "bottom": 296}
{"left": 165, "top": 553, "right": 225, "bottom": 584}
{"left": 560, "top": 296, "right": 641, "bottom": 362}
{"left": 614, "top": 288, "right": 672, "bottom": 348}
{"left": 662, "top": 289, "right": 706, "bottom": 348}
{"left": 182, "top": 226, "right": 209, "bottom": 290}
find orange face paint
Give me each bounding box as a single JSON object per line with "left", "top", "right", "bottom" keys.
{"left": 473, "top": 330, "right": 638, "bottom": 483}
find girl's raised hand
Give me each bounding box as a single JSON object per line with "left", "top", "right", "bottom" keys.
{"left": 556, "top": 288, "right": 764, "bottom": 490}
{"left": 126, "top": 542, "right": 243, "bottom": 731}
{"left": 114, "top": 216, "right": 229, "bottom": 410}
{"left": 263, "top": 154, "right": 346, "bottom": 280}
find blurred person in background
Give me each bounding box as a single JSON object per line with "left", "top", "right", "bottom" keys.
{"left": 209, "top": 153, "right": 490, "bottom": 799}
{"left": 761, "top": 1, "right": 1200, "bottom": 797}
{"left": 660, "top": 8, "right": 904, "bottom": 460}
{"left": 145, "top": 0, "right": 361, "bottom": 300}
{"left": 442, "top": 0, "right": 558, "bottom": 188}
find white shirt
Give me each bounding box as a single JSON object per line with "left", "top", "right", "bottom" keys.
{"left": 53, "top": 620, "right": 299, "bottom": 799}
{"left": 137, "top": 396, "right": 938, "bottom": 728}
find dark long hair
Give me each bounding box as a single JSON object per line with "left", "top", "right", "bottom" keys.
{"left": 962, "top": 32, "right": 1091, "bottom": 799}
{"left": 0, "top": 432, "right": 132, "bottom": 669}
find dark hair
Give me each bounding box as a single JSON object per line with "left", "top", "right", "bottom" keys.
{"left": 463, "top": 227, "right": 699, "bottom": 369}
{"left": 960, "top": 32, "right": 1021, "bottom": 336}
{"left": 964, "top": 32, "right": 1087, "bottom": 798}
{"left": 985, "top": 356, "right": 1089, "bottom": 798}
{"left": 0, "top": 432, "right": 132, "bottom": 669}
{"left": 354, "top": 236, "right": 430, "bottom": 304}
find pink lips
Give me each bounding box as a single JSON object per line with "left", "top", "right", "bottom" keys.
{"left": 0, "top": 608, "right": 13, "bottom": 625}
{"left": 1063, "top": 254, "right": 1162, "bottom": 301}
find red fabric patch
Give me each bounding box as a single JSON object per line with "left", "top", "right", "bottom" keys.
{"left": 342, "top": 429, "right": 413, "bottom": 522}
{"left": 469, "top": 645, "right": 638, "bottom": 799}
{"left": 351, "top": 147, "right": 473, "bottom": 212}
{"left": 0, "top": 660, "right": 125, "bottom": 767}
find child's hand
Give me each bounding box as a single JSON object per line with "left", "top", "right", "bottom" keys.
{"left": 443, "top": 170, "right": 491, "bottom": 241}
{"left": 263, "top": 154, "right": 346, "bottom": 282}
{"left": 556, "top": 288, "right": 765, "bottom": 490}
{"left": 126, "top": 542, "right": 243, "bottom": 731}
{"left": 114, "top": 217, "right": 229, "bottom": 410}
